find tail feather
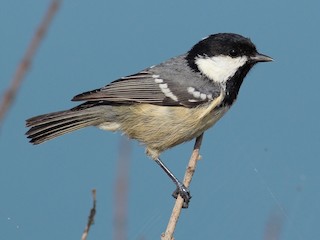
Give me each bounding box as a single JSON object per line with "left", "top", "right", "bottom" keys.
{"left": 27, "top": 118, "right": 98, "bottom": 144}
{"left": 27, "top": 115, "right": 99, "bottom": 137}
{"left": 26, "top": 108, "right": 105, "bottom": 144}
{"left": 26, "top": 110, "right": 72, "bottom": 127}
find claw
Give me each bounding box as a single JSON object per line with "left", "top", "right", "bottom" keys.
{"left": 153, "top": 157, "right": 192, "bottom": 208}
{"left": 172, "top": 184, "right": 192, "bottom": 208}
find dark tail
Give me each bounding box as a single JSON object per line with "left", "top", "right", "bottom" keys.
{"left": 26, "top": 107, "right": 106, "bottom": 144}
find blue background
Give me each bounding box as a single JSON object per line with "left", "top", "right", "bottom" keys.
{"left": 1, "top": 0, "right": 319, "bottom": 239}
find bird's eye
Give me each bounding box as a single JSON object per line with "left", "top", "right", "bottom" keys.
{"left": 229, "top": 49, "right": 238, "bottom": 57}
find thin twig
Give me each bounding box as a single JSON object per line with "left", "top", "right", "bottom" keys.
{"left": 161, "top": 133, "right": 204, "bottom": 240}
{"left": 0, "top": 0, "right": 60, "bottom": 127}
{"left": 81, "top": 189, "right": 97, "bottom": 240}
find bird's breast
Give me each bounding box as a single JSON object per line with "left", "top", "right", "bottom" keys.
{"left": 116, "top": 92, "right": 229, "bottom": 154}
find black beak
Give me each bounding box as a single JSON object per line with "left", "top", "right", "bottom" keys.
{"left": 251, "top": 53, "right": 273, "bottom": 62}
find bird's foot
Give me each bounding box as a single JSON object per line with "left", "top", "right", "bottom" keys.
{"left": 172, "top": 183, "right": 192, "bottom": 208}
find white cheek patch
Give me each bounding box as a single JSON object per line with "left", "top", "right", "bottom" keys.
{"left": 195, "top": 55, "right": 248, "bottom": 84}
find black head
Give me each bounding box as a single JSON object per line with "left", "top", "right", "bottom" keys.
{"left": 186, "top": 33, "right": 272, "bottom": 106}
{"left": 186, "top": 33, "right": 272, "bottom": 72}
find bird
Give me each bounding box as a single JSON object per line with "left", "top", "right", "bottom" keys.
{"left": 26, "top": 33, "right": 272, "bottom": 208}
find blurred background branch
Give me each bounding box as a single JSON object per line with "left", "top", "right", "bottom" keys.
{"left": 113, "top": 137, "right": 132, "bottom": 240}
{"left": 263, "top": 209, "right": 284, "bottom": 240}
{"left": 0, "top": 0, "right": 60, "bottom": 128}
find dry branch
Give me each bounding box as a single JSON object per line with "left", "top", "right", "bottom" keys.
{"left": 81, "top": 189, "right": 97, "bottom": 240}
{"left": 161, "top": 133, "right": 204, "bottom": 240}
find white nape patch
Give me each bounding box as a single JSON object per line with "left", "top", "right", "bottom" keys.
{"left": 154, "top": 77, "right": 178, "bottom": 101}
{"left": 195, "top": 55, "right": 248, "bottom": 84}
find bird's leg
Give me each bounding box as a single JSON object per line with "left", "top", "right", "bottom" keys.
{"left": 154, "top": 157, "right": 191, "bottom": 208}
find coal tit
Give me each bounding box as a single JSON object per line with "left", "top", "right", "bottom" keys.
{"left": 26, "top": 33, "right": 272, "bottom": 208}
